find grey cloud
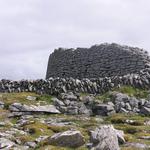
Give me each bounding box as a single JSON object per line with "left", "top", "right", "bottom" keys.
{"left": 0, "top": 0, "right": 150, "bottom": 79}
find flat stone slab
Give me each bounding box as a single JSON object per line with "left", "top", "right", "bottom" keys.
{"left": 9, "top": 103, "right": 60, "bottom": 114}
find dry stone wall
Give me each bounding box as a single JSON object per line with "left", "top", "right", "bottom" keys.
{"left": 46, "top": 43, "right": 150, "bottom": 79}
{"left": 1, "top": 43, "right": 150, "bottom": 95}
{"left": 1, "top": 69, "right": 150, "bottom": 95}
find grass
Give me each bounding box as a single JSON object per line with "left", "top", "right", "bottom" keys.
{"left": 105, "top": 113, "right": 150, "bottom": 147}
{"left": 36, "top": 94, "right": 54, "bottom": 104}
{"left": 38, "top": 145, "right": 88, "bottom": 150}
{"left": 23, "top": 121, "right": 54, "bottom": 138}
{"left": 106, "top": 113, "right": 148, "bottom": 125}
{"left": 47, "top": 125, "right": 70, "bottom": 133}
{"left": 113, "top": 86, "right": 149, "bottom": 99}
{"left": 0, "top": 88, "right": 150, "bottom": 149}
{"left": 0, "top": 92, "right": 54, "bottom": 107}
{"left": 94, "top": 85, "right": 150, "bottom": 103}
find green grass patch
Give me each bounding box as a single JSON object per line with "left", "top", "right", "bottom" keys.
{"left": 95, "top": 85, "right": 150, "bottom": 102}
{"left": 0, "top": 92, "right": 54, "bottom": 106}
{"left": 113, "top": 85, "right": 149, "bottom": 99}
{"left": 37, "top": 94, "right": 54, "bottom": 104}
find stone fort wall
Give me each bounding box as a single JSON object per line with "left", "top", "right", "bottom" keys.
{"left": 46, "top": 43, "right": 150, "bottom": 79}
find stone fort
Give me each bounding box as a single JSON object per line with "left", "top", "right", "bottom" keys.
{"left": 46, "top": 43, "right": 150, "bottom": 79}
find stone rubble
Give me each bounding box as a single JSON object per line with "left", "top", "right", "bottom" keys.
{"left": 0, "top": 91, "right": 150, "bottom": 149}
{"left": 0, "top": 91, "right": 149, "bottom": 117}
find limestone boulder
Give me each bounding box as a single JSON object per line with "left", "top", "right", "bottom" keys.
{"left": 90, "top": 125, "right": 124, "bottom": 150}
{"left": 140, "top": 106, "right": 150, "bottom": 115}
{"left": 48, "top": 130, "right": 85, "bottom": 148}
{"left": 9, "top": 103, "right": 60, "bottom": 115}
{"left": 26, "top": 96, "right": 37, "bottom": 101}
{"left": 93, "top": 104, "right": 115, "bottom": 116}
{"left": 0, "top": 138, "right": 15, "bottom": 149}
{"left": 0, "top": 101, "right": 4, "bottom": 109}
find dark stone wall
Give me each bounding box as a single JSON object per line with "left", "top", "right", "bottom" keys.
{"left": 46, "top": 43, "right": 150, "bottom": 79}
{"left": 1, "top": 69, "right": 150, "bottom": 95}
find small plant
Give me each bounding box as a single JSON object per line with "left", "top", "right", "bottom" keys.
{"left": 125, "top": 126, "right": 140, "bottom": 134}
{"left": 37, "top": 94, "right": 53, "bottom": 104}
{"left": 28, "top": 127, "right": 36, "bottom": 134}
{"left": 110, "top": 117, "right": 126, "bottom": 124}
{"left": 47, "top": 125, "right": 70, "bottom": 133}
{"left": 106, "top": 113, "right": 127, "bottom": 124}
{"left": 113, "top": 85, "right": 149, "bottom": 99}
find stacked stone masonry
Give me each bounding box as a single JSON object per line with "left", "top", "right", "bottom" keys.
{"left": 1, "top": 69, "right": 150, "bottom": 95}
{"left": 1, "top": 43, "right": 150, "bottom": 95}
{"left": 46, "top": 43, "right": 150, "bottom": 79}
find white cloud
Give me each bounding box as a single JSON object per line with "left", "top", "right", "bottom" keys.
{"left": 0, "top": 0, "right": 150, "bottom": 79}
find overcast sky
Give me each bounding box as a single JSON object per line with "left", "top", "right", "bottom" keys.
{"left": 0, "top": 0, "right": 150, "bottom": 80}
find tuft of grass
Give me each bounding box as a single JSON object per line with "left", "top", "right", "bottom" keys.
{"left": 121, "top": 147, "right": 143, "bottom": 150}
{"left": 36, "top": 94, "right": 54, "bottom": 104}
{"left": 113, "top": 85, "right": 149, "bottom": 99}
{"left": 1, "top": 92, "right": 39, "bottom": 106}
{"left": 95, "top": 92, "right": 112, "bottom": 103}
{"left": 106, "top": 114, "right": 127, "bottom": 124}
{"left": 47, "top": 125, "right": 70, "bottom": 133}
{"left": 0, "top": 92, "right": 54, "bottom": 107}
{"left": 19, "top": 135, "right": 35, "bottom": 144}
{"left": 124, "top": 126, "right": 141, "bottom": 134}
{"left": 95, "top": 85, "right": 149, "bottom": 103}
{"left": 23, "top": 121, "right": 54, "bottom": 138}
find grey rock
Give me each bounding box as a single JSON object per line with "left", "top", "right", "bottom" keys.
{"left": 140, "top": 106, "right": 150, "bottom": 115}
{"left": 13, "top": 146, "right": 29, "bottom": 150}
{"left": 26, "top": 96, "right": 37, "bottom": 101}
{"left": 115, "top": 102, "right": 125, "bottom": 112}
{"left": 125, "top": 119, "right": 135, "bottom": 125}
{"left": 9, "top": 103, "right": 61, "bottom": 115}
{"left": 78, "top": 103, "right": 92, "bottom": 116}
{"left": 113, "top": 93, "right": 129, "bottom": 103}
{"left": 124, "top": 142, "right": 150, "bottom": 149}
{"left": 86, "top": 143, "right": 93, "bottom": 149}
{"left": 138, "top": 99, "right": 146, "bottom": 106}
{"left": 129, "top": 97, "right": 139, "bottom": 108}
{"left": 119, "top": 108, "right": 129, "bottom": 113}
{"left": 82, "top": 95, "right": 95, "bottom": 105}
{"left": 48, "top": 130, "right": 85, "bottom": 148}
{"left": 57, "top": 106, "right": 67, "bottom": 113}
{"left": 133, "top": 108, "right": 140, "bottom": 113}
{"left": 125, "top": 103, "right": 132, "bottom": 111}
{"left": 93, "top": 104, "right": 115, "bottom": 116}
{"left": 107, "top": 101, "right": 115, "bottom": 107}
{"left": 35, "top": 136, "right": 48, "bottom": 143}
{"left": 144, "top": 120, "right": 150, "bottom": 125}
{"left": 139, "top": 136, "right": 150, "bottom": 140}
{"left": 16, "top": 119, "right": 35, "bottom": 127}
{"left": 90, "top": 125, "right": 120, "bottom": 150}
{"left": 144, "top": 100, "right": 150, "bottom": 108}
{"left": 25, "top": 142, "right": 37, "bottom": 148}
{"left": 67, "top": 106, "right": 78, "bottom": 115}
{"left": 0, "top": 122, "right": 6, "bottom": 127}
{"left": 60, "top": 92, "right": 77, "bottom": 101}
{"left": 0, "top": 101, "right": 4, "bottom": 109}
{"left": 115, "top": 129, "right": 125, "bottom": 144}
{"left": 0, "top": 138, "right": 15, "bottom": 149}
{"left": 52, "top": 98, "right": 65, "bottom": 106}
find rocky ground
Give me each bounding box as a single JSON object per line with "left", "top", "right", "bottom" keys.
{"left": 0, "top": 86, "right": 150, "bottom": 150}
